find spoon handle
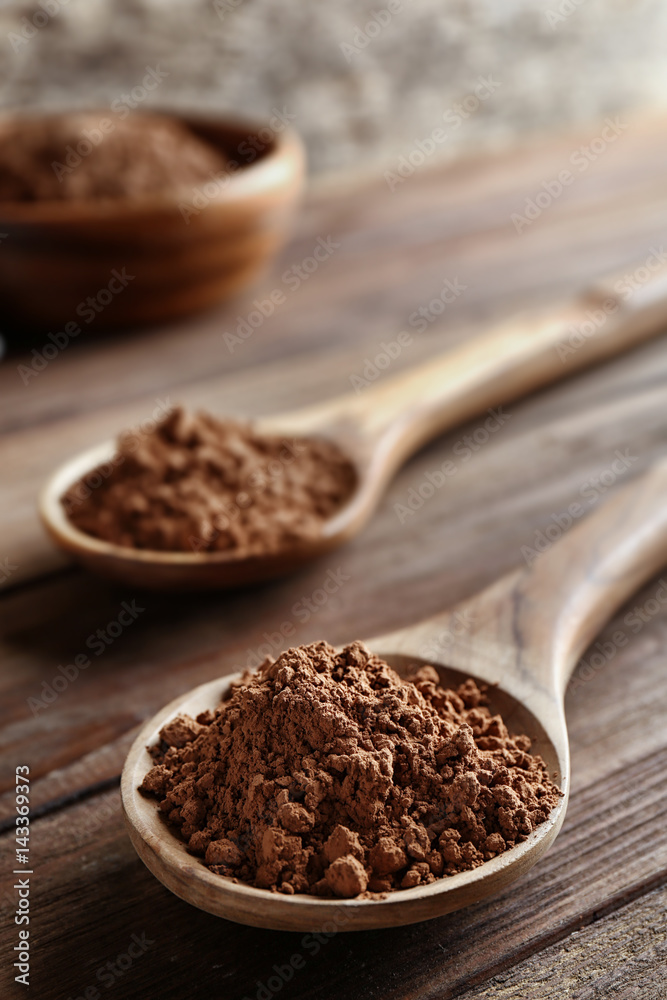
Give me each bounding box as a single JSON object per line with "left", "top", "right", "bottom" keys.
{"left": 380, "top": 456, "right": 667, "bottom": 705}
{"left": 508, "top": 455, "right": 667, "bottom": 694}
{"left": 351, "top": 257, "right": 667, "bottom": 460}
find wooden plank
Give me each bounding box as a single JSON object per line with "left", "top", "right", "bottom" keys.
{"left": 457, "top": 884, "right": 667, "bottom": 1000}
{"left": 1, "top": 739, "right": 665, "bottom": 1000}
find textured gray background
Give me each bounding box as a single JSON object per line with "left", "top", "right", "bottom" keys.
{"left": 1, "top": 0, "right": 666, "bottom": 174}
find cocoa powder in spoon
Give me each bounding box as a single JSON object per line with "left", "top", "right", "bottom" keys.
{"left": 63, "top": 407, "right": 357, "bottom": 556}
{"left": 140, "top": 641, "right": 561, "bottom": 898}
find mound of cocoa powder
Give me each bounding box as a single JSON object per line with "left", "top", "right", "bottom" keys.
{"left": 63, "top": 407, "right": 357, "bottom": 555}
{"left": 140, "top": 641, "right": 561, "bottom": 898}
{"left": 0, "top": 112, "right": 227, "bottom": 202}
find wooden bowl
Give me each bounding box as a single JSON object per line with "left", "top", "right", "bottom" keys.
{"left": 0, "top": 111, "right": 305, "bottom": 330}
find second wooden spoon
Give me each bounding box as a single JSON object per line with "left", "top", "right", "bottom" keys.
{"left": 41, "top": 256, "right": 667, "bottom": 588}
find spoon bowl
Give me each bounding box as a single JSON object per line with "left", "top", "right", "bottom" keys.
{"left": 123, "top": 456, "right": 667, "bottom": 928}
{"left": 121, "top": 657, "right": 565, "bottom": 932}
{"left": 37, "top": 407, "right": 378, "bottom": 589}
{"left": 38, "top": 436, "right": 360, "bottom": 590}
{"left": 41, "top": 255, "right": 667, "bottom": 589}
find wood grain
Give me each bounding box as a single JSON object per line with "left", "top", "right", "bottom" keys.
{"left": 458, "top": 884, "right": 667, "bottom": 1000}
{"left": 3, "top": 117, "right": 667, "bottom": 996}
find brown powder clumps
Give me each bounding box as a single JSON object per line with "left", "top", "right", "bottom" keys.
{"left": 140, "top": 641, "right": 561, "bottom": 898}
{"left": 62, "top": 407, "right": 357, "bottom": 555}
{"left": 0, "top": 112, "right": 227, "bottom": 202}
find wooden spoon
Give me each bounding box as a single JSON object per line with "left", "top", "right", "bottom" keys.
{"left": 122, "top": 457, "right": 667, "bottom": 929}
{"left": 41, "top": 257, "right": 667, "bottom": 589}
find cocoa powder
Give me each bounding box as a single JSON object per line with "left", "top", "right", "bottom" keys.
{"left": 0, "top": 112, "right": 227, "bottom": 202}
{"left": 140, "top": 641, "right": 561, "bottom": 898}
{"left": 63, "top": 407, "right": 357, "bottom": 555}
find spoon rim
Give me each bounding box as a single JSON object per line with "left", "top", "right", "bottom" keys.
{"left": 121, "top": 670, "right": 566, "bottom": 930}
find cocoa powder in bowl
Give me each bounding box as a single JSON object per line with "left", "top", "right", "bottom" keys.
{"left": 140, "top": 641, "right": 561, "bottom": 898}
{"left": 62, "top": 407, "right": 357, "bottom": 556}
{"left": 0, "top": 111, "right": 228, "bottom": 202}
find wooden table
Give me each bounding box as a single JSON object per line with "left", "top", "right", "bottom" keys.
{"left": 2, "top": 117, "right": 667, "bottom": 999}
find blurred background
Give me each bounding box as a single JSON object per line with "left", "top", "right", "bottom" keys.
{"left": 3, "top": 5, "right": 667, "bottom": 999}
{"left": 2, "top": 0, "right": 667, "bottom": 176}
